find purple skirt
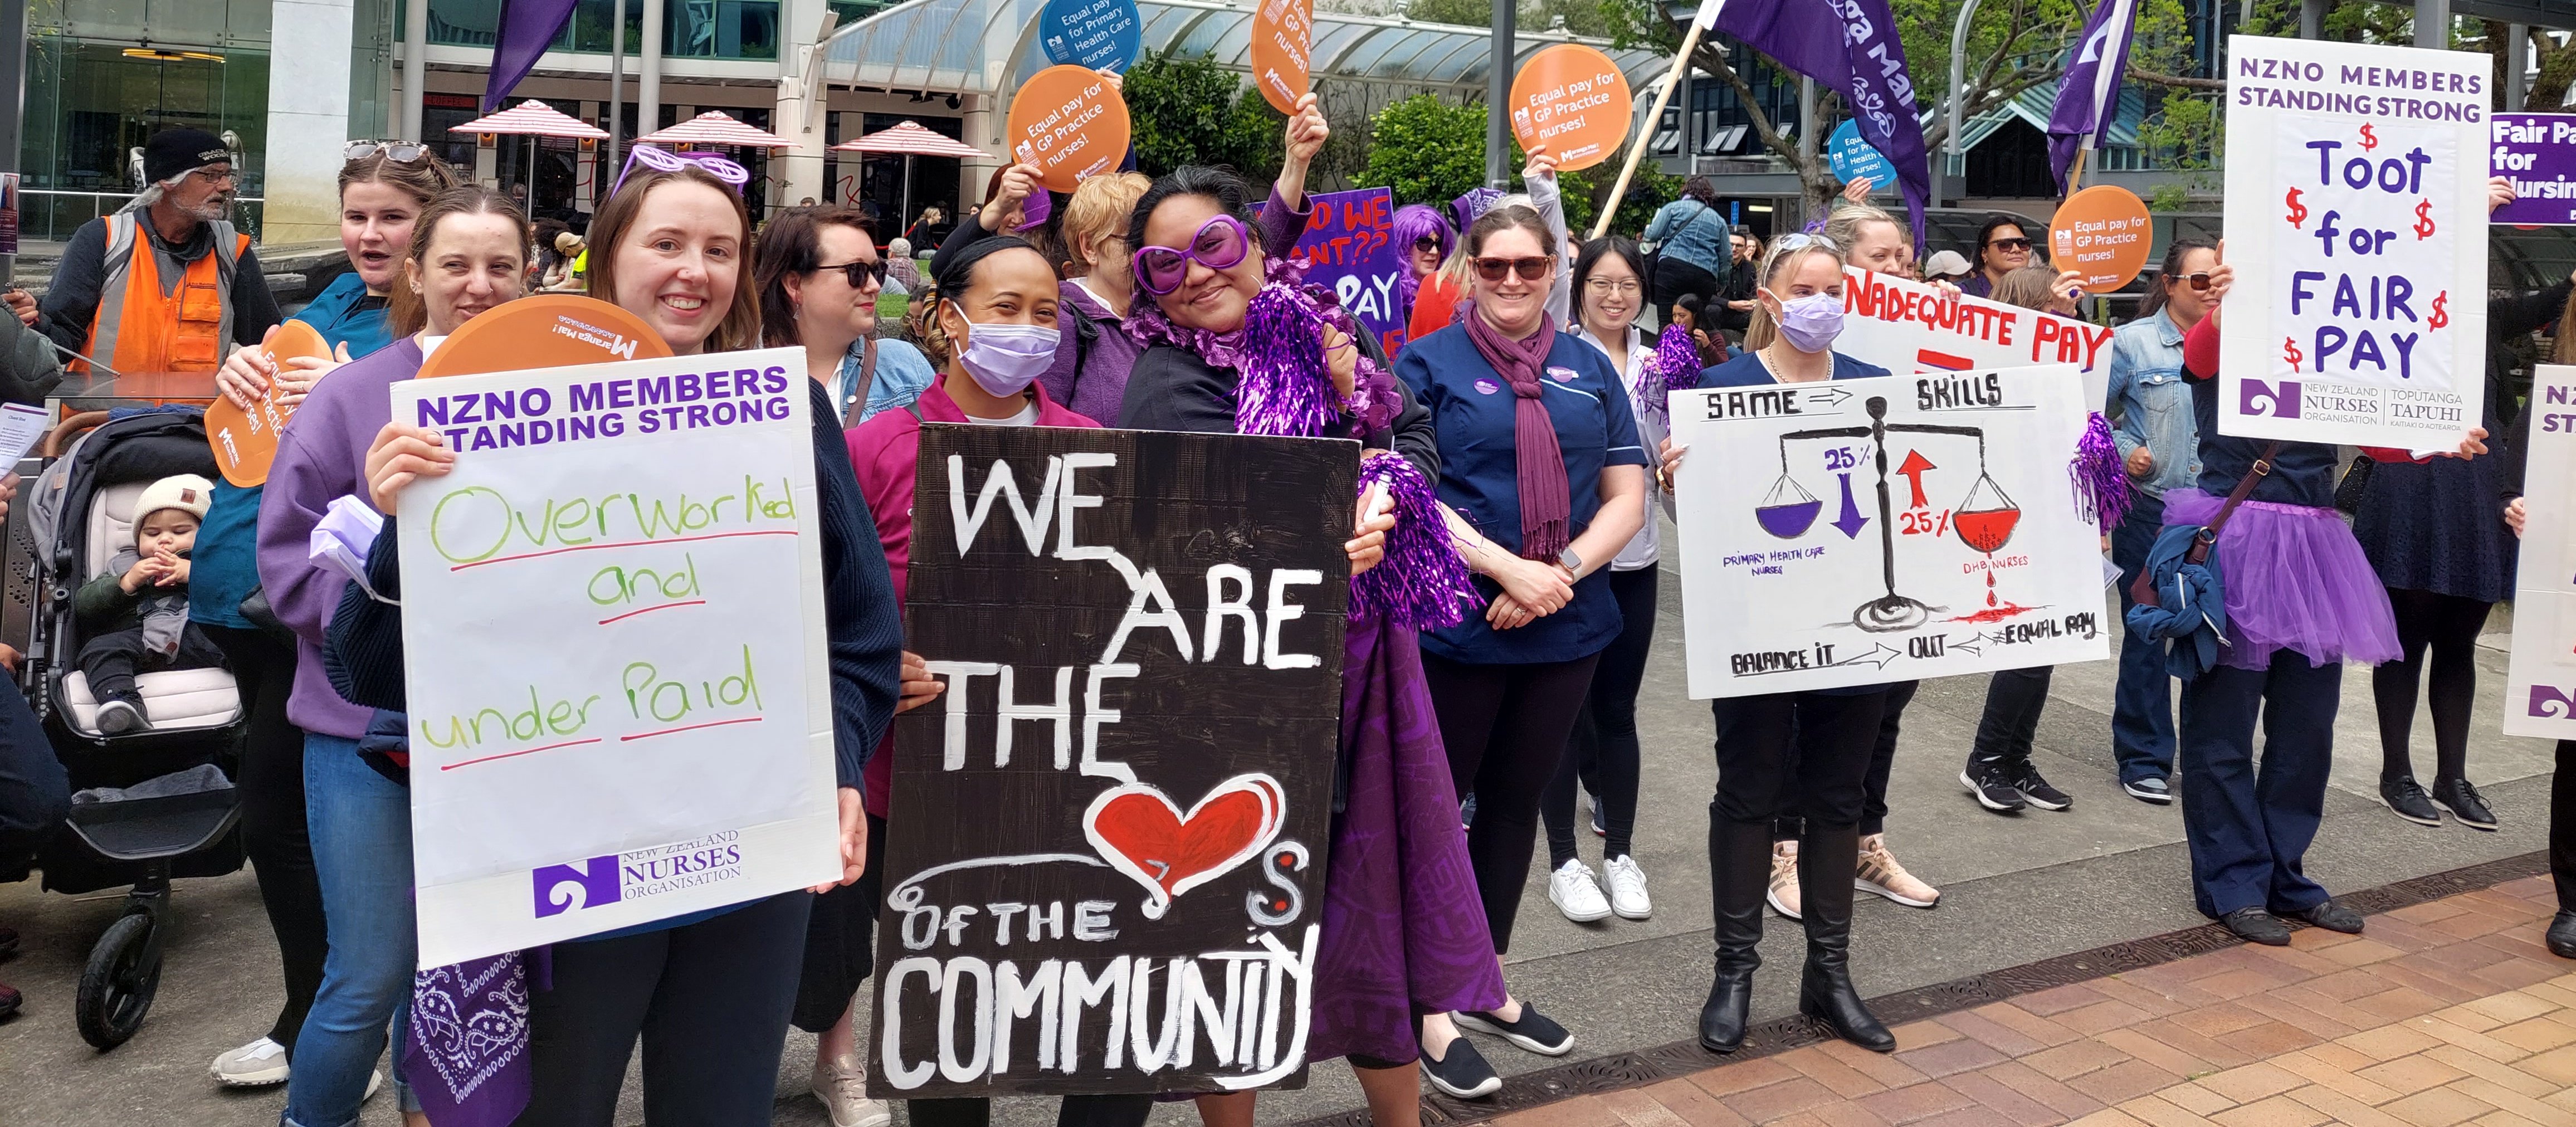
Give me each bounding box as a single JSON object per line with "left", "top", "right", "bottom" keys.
{"left": 2163, "top": 488, "right": 2400, "bottom": 671}
{"left": 1307, "top": 615, "right": 1508, "bottom": 1065}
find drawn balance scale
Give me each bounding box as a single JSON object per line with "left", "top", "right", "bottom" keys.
{"left": 1752, "top": 397, "right": 2023, "bottom": 632}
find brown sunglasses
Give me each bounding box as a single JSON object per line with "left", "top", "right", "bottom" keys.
{"left": 1472, "top": 256, "right": 1554, "bottom": 282}
{"left": 2178, "top": 271, "right": 2214, "bottom": 291}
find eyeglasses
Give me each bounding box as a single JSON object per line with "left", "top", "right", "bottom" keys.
{"left": 1986, "top": 237, "right": 2033, "bottom": 252}
{"left": 1413, "top": 236, "right": 1442, "bottom": 254}
{"left": 1584, "top": 277, "right": 1642, "bottom": 296}
{"left": 1472, "top": 256, "right": 1554, "bottom": 283}
{"left": 1132, "top": 214, "right": 1251, "bottom": 296}
{"left": 345, "top": 140, "right": 431, "bottom": 164}
{"left": 616, "top": 144, "right": 750, "bottom": 194}
{"left": 2180, "top": 271, "right": 2214, "bottom": 291}
{"left": 818, "top": 258, "right": 889, "bottom": 287}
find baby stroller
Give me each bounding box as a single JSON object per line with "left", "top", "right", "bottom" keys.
{"left": 11, "top": 407, "right": 246, "bottom": 1049}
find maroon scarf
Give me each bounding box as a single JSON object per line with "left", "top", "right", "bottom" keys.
{"left": 1461, "top": 302, "right": 1570, "bottom": 560}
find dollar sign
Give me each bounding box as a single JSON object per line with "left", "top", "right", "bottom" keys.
{"left": 2414, "top": 198, "right": 2437, "bottom": 239}
{"left": 2360, "top": 123, "right": 2378, "bottom": 151}
{"left": 2429, "top": 291, "right": 2449, "bottom": 330}
{"left": 2284, "top": 336, "right": 2303, "bottom": 372}
{"left": 2285, "top": 186, "right": 2307, "bottom": 229}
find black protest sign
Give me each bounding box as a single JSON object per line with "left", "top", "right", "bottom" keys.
{"left": 869, "top": 423, "right": 1356, "bottom": 1099}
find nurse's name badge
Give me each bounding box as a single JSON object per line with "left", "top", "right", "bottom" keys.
{"left": 1474, "top": 378, "right": 1501, "bottom": 395}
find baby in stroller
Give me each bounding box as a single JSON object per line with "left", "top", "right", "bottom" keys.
{"left": 73, "top": 473, "right": 223, "bottom": 735}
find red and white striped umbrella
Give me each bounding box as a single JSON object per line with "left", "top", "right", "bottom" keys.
{"left": 636, "top": 111, "right": 795, "bottom": 149}
{"left": 832, "top": 120, "right": 988, "bottom": 160}
{"left": 447, "top": 100, "right": 608, "bottom": 139}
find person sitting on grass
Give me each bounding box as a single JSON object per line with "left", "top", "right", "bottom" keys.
{"left": 75, "top": 473, "right": 223, "bottom": 734}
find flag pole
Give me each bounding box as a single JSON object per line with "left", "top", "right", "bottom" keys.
{"left": 2066, "top": 147, "right": 2091, "bottom": 194}
{"left": 1589, "top": 0, "right": 1721, "bottom": 240}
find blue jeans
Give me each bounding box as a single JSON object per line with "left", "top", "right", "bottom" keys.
{"left": 284, "top": 735, "right": 415, "bottom": 1127}
{"left": 0, "top": 684, "right": 70, "bottom": 876}
{"left": 2111, "top": 490, "right": 2176, "bottom": 784}
{"left": 2177, "top": 651, "right": 2337, "bottom": 919}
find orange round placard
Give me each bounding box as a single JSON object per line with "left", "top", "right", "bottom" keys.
{"left": 1509, "top": 45, "right": 1635, "bottom": 172}
{"left": 414, "top": 295, "right": 674, "bottom": 380}
{"left": 1250, "top": 0, "right": 1313, "bottom": 114}
{"left": 1004, "top": 66, "right": 1134, "bottom": 193}
{"left": 2049, "top": 186, "right": 2155, "bottom": 293}
{"left": 205, "top": 319, "right": 330, "bottom": 486}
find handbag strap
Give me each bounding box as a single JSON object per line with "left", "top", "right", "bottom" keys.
{"left": 839, "top": 339, "right": 878, "bottom": 430}
{"left": 2127, "top": 440, "right": 2282, "bottom": 606}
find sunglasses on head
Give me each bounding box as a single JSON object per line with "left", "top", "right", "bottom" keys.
{"left": 818, "top": 258, "right": 888, "bottom": 287}
{"left": 1132, "top": 214, "right": 1251, "bottom": 296}
{"left": 1472, "top": 256, "right": 1553, "bottom": 283}
{"left": 616, "top": 144, "right": 750, "bottom": 194}
{"left": 1986, "top": 236, "right": 2032, "bottom": 252}
{"left": 345, "top": 140, "right": 431, "bottom": 164}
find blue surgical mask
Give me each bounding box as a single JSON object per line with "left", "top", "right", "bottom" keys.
{"left": 1775, "top": 292, "right": 1845, "bottom": 353}
{"left": 955, "top": 321, "right": 1061, "bottom": 398}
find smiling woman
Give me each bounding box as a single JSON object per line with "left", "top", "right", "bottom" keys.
{"left": 587, "top": 164, "right": 763, "bottom": 356}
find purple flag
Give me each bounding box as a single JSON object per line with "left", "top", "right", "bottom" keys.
{"left": 1716, "top": 0, "right": 1933, "bottom": 246}
{"left": 2047, "top": 0, "right": 2140, "bottom": 192}
{"left": 483, "top": 0, "right": 582, "bottom": 112}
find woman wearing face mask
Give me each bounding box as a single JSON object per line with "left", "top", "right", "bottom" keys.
{"left": 1392, "top": 203, "right": 1649, "bottom": 1094}
{"left": 200, "top": 144, "right": 455, "bottom": 1092}
{"left": 1118, "top": 165, "right": 1502, "bottom": 1125}
{"left": 753, "top": 204, "right": 938, "bottom": 427}
{"left": 1665, "top": 235, "right": 1900, "bottom": 1055}
{"left": 257, "top": 184, "right": 529, "bottom": 1127}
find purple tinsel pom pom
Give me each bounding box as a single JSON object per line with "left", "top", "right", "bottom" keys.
{"left": 1352, "top": 451, "right": 1477, "bottom": 630}
{"left": 2070, "top": 410, "right": 2133, "bottom": 529}
{"left": 1641, "top": 324, "right": 1701, "bottom": 424}
{"left": 1236, "top": 282, "right": 1350, "bottom": 438}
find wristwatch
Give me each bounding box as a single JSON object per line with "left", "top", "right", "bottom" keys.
{"left": 1558, "top": 547, "right": 1583, "bottom": 575}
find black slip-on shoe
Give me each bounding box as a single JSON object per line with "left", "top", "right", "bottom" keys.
{"left": 1418, "top": 1035, "right": 1501, "bottom": 1098}
{"left": 2282, "top": 899, "right": 2364, "bottom": 935}
{"left": 1457, "top": 1003, "right": 1575, "bottom": 1056}
{"left": 2222, "top": 907, "right": 2292, "bottom": 947}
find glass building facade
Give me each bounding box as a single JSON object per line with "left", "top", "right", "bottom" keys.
{"left": 22, "top": 0, "right": 275, "bottom": 240}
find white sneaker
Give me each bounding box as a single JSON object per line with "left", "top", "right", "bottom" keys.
{"left": 1546, "top": 859, "right": 1612, "bottom": 922}
{"left": 208, "top": 1036, "right": 290, "bottom": 1087}
{"left": 363, "top": 1070, "right": 383, "bottom": 1101}
{"left": 1602, "top": 855, "right": 1652, "bottom": 919}
{"left": 812, "top": 1051, "right": 892, "bottom": 1127}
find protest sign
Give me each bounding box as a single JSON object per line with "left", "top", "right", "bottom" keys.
{"left": 1508, "top": 45, "right": 1634, "bottom": 171}
{"left": 395, "top": 347, "right": 839, "bottom": 967}
{"left": 1007, "top": 66, "right": 1132, "bottom": 193}
{"left": 1826, "top": 120, "right": 1894, "bottom": 192}
{"left": 2049, "top": 186, "right": 2153, "bottom": 292}
{"left": 2489, "top": 113, "right": 2576, "bottom": 225}
{"left": 1270, "top": 187, "right": 1407, "bottom": 352}
{"left": 2504, "top": 365, "right": 2576, "bottom": 738}
{"left": 1836, "top": 267, "right": 2113, "bottom": 413}
{"left": 870, "top": 424, "right": 1352, "bottom": 1097}
{"left": 205, "top": 320, "right": 330, "bottom": 487}
{"left": 1669, "top": 367, "right": 2110, "bottom": 698}
{"left": 1251, "top": 0, "right": 1313, "bottom": 115}
{"left": 1040, "top": 0, "right": 1143, "bottom": 72}
{"left": 2219, "top": 35, "right": 2487, "bottom": 448}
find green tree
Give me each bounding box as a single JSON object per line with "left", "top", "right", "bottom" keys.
{"left": 1357, "top": 94, "right": 1682, "bottom": 236}
{"left": 1121, "top": 48, "right": 1285, "bottom": 179}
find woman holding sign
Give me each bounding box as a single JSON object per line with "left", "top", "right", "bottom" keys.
{"left": 1666, "top": 234, "right": 1902, "bottom": 1055}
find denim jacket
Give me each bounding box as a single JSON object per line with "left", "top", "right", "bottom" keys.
{"left": 2103, "top": 309, "right": 2201, "bottom": 499}
{"left": 830, "top": 337, "right": 938, "bottom": 426}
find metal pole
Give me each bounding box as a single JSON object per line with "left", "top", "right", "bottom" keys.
{"left": 1797, "top": 76, "right": 1817, "bottom": 225}
{"left": 1486, "top": 0, "right": 1515, "bottom": 189}
{"left": 2509, "top": 23, "right": 2529, "bottom": 110}
{"left": 641, "top": 0, "right": 666, "bottom": 143}
{"left": 609, "top": 0, "right": 627, "bottom": 177}
{"left": 1946, "top": 0, "right": 1982, "bottom": 209}
{"left": 2298, "top": 0, "right": 2325, "bottom": 38}
{"left": 402, "top": 0, "right": 428, "bottom": 137}
{"left": 901, "top": 153, "right": 914, "bottom": 238}
{"left": 2413, "top": 0, "right": 2448, "bottom": 50}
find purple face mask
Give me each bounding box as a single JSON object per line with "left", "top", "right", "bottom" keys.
{"left": 1774, "top": 292, "right": 1845, "bottom": 353}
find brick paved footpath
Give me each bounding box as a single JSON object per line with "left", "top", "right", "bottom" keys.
{"left": 1483, "top": 876, "right": 2576, "bottom": 1127}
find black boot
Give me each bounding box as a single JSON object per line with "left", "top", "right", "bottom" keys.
{"left": 1797, "top": 826, "right": 1896, "bottom": 1052}
{"left": 1699, "top": 818, "right": 1771, "bottom": 1052}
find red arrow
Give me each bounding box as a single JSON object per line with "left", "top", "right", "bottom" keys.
{"left": 1896, "top": 449, "right": 1936, "bottom": 509}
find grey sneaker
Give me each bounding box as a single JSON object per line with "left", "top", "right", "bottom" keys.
{"left": 2123, "top": 777, "right": 2173, "bottom": 804}
{"left": 95, "top": 697, "right": 147, "bottom": 735}
{"left": 209, "top": 1036, "right": 290, "bottom": 1087}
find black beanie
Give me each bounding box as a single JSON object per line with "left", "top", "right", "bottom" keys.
{"left": 143, "top": 128, "right": 230, "bottom": 187}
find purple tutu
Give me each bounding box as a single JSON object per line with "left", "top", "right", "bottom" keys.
{"left": 2162, "top": 488, "right": 2399, "bottom": 671}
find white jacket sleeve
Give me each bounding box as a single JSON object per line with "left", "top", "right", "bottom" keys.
{"left": 1525, "top": 172, "right": 1575, "bottom": 319}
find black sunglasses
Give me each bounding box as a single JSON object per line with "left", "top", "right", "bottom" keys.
{"left": 1413, "top": 236, "right": 1441, "bottom": 253}
{"left": 817, "top": 259, "right": 888, "bottom": 287}
{"left": 1985, "top": 237, "right": 2032, "bottom": 252}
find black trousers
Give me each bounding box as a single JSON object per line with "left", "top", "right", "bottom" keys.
{"left": 1542, "top": 565, "right": 1657, "bottom": 866}
{"left": 2556, "top": 740, "right": 2576, "bottom": 912}
{"left": 909, "top": 1095, "right": 1154, "bottom": 1127}
{"left": 1777, "top": 680, "right": 1914, "bottom": 840}
{"left": 2374, "top": 588, "right": 2491, "bottom": 786}
{"left": 1969, "top": 666, "right": 2055, "bottom": 775}
{"left": 77, "top": 622, "right": 223, "bottom": 702}
{"left": 515, "top": 891, "right": 813, "bottom": 1125}
{"left": 0, "top": 682, "right": 69, "bottom": 881}
{"left": 1424, "top": 650, "right": 1601, "bottom": 953}
{"left": 1652, "top": 258, "right": 1722, "bottom": 331}
{"left": 793, "top": 812, "right": 887, "bottom": 1033}
{"left": 1718, "top": 690, "right": 1889, "bottom": 831}
{"left": 202, "top": 623, "right": 328, "bottom": 1054}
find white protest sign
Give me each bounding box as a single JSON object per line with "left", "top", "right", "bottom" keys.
{"left": 2221, "top": 35, "right": 2488, "bottom": 447}
{"left": 1671, "top": 367, "right": 2110, "bottom": 698}
{"left": 394, "top": 348, "right": 839, "bottom": 967}
{"left": 2504, "top": 365, "right": 2576, "bottom": 738}
{"left": 1837, "top": 268, "right": 2113, "bottom": 414}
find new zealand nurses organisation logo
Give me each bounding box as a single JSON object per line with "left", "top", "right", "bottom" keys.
{"left": 2242, "top": 377, "right": 2302, "bottom": 419}
{"left": 531, "top": 830, "right": 745, "bottom": 919}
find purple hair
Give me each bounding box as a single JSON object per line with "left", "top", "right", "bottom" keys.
{"left": 1392, "top": 204, "right": 1454, "bottom": 270}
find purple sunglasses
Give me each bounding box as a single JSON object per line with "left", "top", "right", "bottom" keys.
{"left": 615, "top": 144, "right": 750, "bottom": 194}
{"left": 1131, "top": 214, "right": 1250, "bottom": 296}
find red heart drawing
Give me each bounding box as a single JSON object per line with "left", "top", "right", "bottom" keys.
{"left": 1083, "top": 774, "right": 1285, "bottom": 919}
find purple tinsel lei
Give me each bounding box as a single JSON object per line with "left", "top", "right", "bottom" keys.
{"left": 1641, "top": 324, "right": 1701, "bottom": 424}
{"left": 2070, "top": 410, "right": 2133, "bottom": 529}
{"left": 1353, "top": 451, "right": 1477, "bottom": 630}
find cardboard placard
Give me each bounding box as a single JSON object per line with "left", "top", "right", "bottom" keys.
{"left": 396, "top": 347, "right": 839, "bottom": 967}
{"left": 1267, "top": 187, "right": 1408, "bottom": 353}
{"left": 416, "top": 295, "right": 674, "bottom": 379}
{"left": 1669, "top": 367, "right": 2110, "bottom": 698}
{"left": 2218, "top": 35, "right": 2487, "bottom": 448}
{"left": 870, "top": 424, "right": 1352, "bottom": 1097}
{"left": 1507, "top": 45, "right": 1634, "bottom": 172}
{"left": 2048, "top": 186, "right": 2153, "bottom": 292}
{"left": 2489, "top": 112, "right": 2576, "bottom": 226}
{"left": 1039, "top": 0, "right": 1143, "bottom": 72}
{"left": 1006, "top": 66, "right": 1133, "bottom": 193}
{"left": 1250, "top": 0, "right": 1313, "bottom": 115}
{"left": 205, "top": 320, "right": 330, "bottom": 487}
{"left": 1836, "top": 267, "right": 2112, "bottom": 414}
{"left": 2506, "top": 364, "right": 2576, "bottom": 736}
{"left": 1826, "top": 120, "right": 1894, "bottom": 191}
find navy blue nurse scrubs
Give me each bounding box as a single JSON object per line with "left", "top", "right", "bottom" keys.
{"left": 1394, "top": 320, "right": 1646, "bottom": 956}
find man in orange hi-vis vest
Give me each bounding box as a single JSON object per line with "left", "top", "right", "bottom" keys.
{"left": 37, "top": 127, "right": 280, "bottom": 379}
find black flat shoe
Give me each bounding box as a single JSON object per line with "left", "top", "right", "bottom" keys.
{"left": 2379, "top": 777, "right": 2442, "bottom": 826}
{"left": 1417, "top": 1034, "right": 1501, "bottom": 1099}
{"left": 2282, "top": 899, "right": 2363, "bottom": 935}
{"left": 1457, "top": 1003, "right": 1573, "bottom": 1056}
{"left": 2548, "top": 911, "right": 2576, "bottom": 960}
{"left": 2222, "top": 907, "right": 2292, "bottom": 946}
{"left": 2431, "top": 778, "right": 2497, "bottom": 830}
